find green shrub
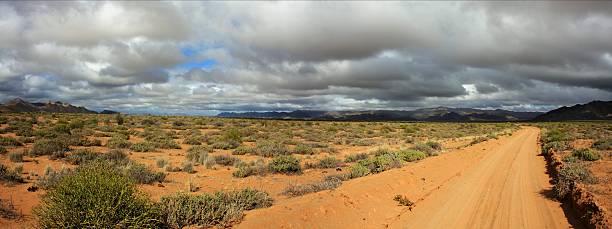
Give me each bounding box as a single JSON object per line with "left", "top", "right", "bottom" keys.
{"left": 186, "top": 145, "right": 212, "bottom": 163}
{"left": 554, "top": 162, "right": 596, "bottom": 199}
{"left": 232, "top": 160, "right": 267, "bottom": 178}
{"left": 156, "top": 158, "right": 169, "bottom": 168}
{"left": 213, "top": 155, "right": 240, "bottom": 166}
{"left": 0, "top": 137, "right": 23, "bottom": 146}
{"left": 543, "top": 141, "right": 567, "bottom": 155}
{"left": 130, "top": 142, "right": 156, "bottom": 152}
{"left": 396, "top": 149, "right": 427, "bottom": 162}
{"left": 469, "top": 136, "right": 488, "bottom": 145}
{"left": 344, "top": 153, "right": 369, "bottom": 163}
{"left": 160, "top": 188, "right": 273, "bottom": 228}
{"left": 282, "top": 177, "right": 342, "bottom": 197}
{"left": 545, "top": 129, "right": 569, "bottom": 143}
{"left": 346, "top": 163, "right": 370, "bottom": 179}
{"left": 232, "top": 145, "right": 256, "bottom": 155}
{"left": 268, "top": 155, "right": 301, "bottom": 174}
{"left": 592, "top": 139, "right": 612, "bottom": 150}
{"left": 306, "top": 156, "right": 342, "bottom": 169}
{"left": 182, "top": 161, "right": 195, "bottom": 174}
{"left": 412, "top": 142, "right": 439, "bottom": 156}
{"left": 30, "top": 138, "right": 70, "bottom": 157}
{"left": 183, "top": 135, "right": 203, "bottom": 145}
{"left": 292, "top": 143, "right": 315, "bottom": 155}
{"left": 0, "top": 163, "right": 24, "bottom": 183}
{"left": 150, "top": 138, "right": 181, "bottom": 149}
{"left": 572, "top": 148, "right": 601, "bottom": 161}
{"left": 106, "top": 137, "right": 131, "bottom": 149}
{"left": 256, "top": 141, "right": 289, "bottom": 157}
{"left": 8, "top": 152, "right": 23, "bottom": 162}
{"left": 211, "top": 140, "right": 240, "bottom": 150}
{"left": 37, "top": 166, "right": 73, "bottom": 190}
{"left": 358, "top": 153, "right": 403, "bottom": 173}
{"left": 122, "top": 163, "right": 166, "bottom": 184}
{"left": 34, "top": 163, "right": 164, "bottom": 228}
{"left": 66, "top": 149, "right": 100, "bottom": 165}
{"left": 0, "top": 146, "right": 6, "bottom": 154}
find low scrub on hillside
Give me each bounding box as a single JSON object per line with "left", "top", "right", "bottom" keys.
{"left": 554, "top": 162, "right": 597, "bottom": 199}
{"left": 160, "top": 188, "right": 273, "bottom": 228}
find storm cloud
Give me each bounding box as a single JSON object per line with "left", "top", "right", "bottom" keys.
{"left": 0, "top": 1, "right": 611, "bottom": 114}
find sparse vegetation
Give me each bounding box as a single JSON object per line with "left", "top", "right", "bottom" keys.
{"left": 571, "top": 148, "right": 601, "bottom": 161}
{"left": 160, "top": 188, "right": 273, "bottom": 228}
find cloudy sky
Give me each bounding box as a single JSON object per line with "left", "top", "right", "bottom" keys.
{"left": 1, "top": 1, "right": 611, "bottom": 114}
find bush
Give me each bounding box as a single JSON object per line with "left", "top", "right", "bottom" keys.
{"left": 358, "top": 153, "right": 402, "bottom": 173}
{"left": 130, "top": 142, "right": 156, "bottom": 152}
{"left": 150, "top": 138, "right": 181, "bottom": 149}
{"left": 292, "top": 143, "right": 315, "bottom": 155}
{"left": 8, "top": 152, "right": 23, "bottom": 162}
{"left": 106, "top": 137, "right": 132, "bottom": 149}
{"left": 156, "top": 158, "right": 169, "bottom": 168}
{"left": 346, "top": 163, "right": 371, "bottom": 179}
{"left": 393, "top": 195, "right": 414, "bottom": 207}
{"left": 182, "top": 161, "right": 195, "bottom": 174}
{"left": 66, "top": 149, "right": 100, "bottom": 165}
{"left": 30, "top": 139, "right": 70, "bottom": 156}
{"left": 34, "top": 163, "right": 165, "bottom": 228}
{"left": 469, "top": 136, "right": 488, "bottom": 145}
{"left": 0, "top": 198, "right": 21, "bottom": 220}
{"left": 183, "top": 135, "right": 203, "bottom": 145}
{"left": 0, "top": 163, "right": 24, "bottom": 183}
{"left": 0, "top": 137, "right": 23, "bottom": 146}
{"left": 396, "top": 149, "right": 427, "bottom": 162}
{"left": 545, "top": 129, "right": 569, "bottom": 143}
{"left": 213, "top": 155, "right": 240, "bottom": 166}
{"left": 211, "top": 140, "right": 240, "bottom": 150}
{"left": 0, "top": 146, "right": 6, "bottom": 154}
{"left": 122, "top": 163, "right": 166, "bottom": 184}
{"left": 186, "top": 145, "right": 212, "bottom": 163}
{"left": 412, "top": 142, "right": 439, "bottom": 156}
{"left": 37, "top": 166, "right": 73, "bottom": 190}
{"left": 344, "top": 153, "right": 369, "bottom": 163}
{"left": 282, "top": 177, "right": 342, "bottom": 197}
{"left": 572, "top": 148, "right": 601, "bottom": 161}
{"left": 554, "top": 162, "right": 596, "bottom": 199}
{"left": 256, "top": 141, "right": 289, "bottom": 157}
{"left": 592, "top": 139, "right": 612, "bottom": 150}
{"left": 306, "top": 157, "right": 342, "bottom": 169}
{"left": 233, "top": 162, "right": 267, "bottom": 178}
{"left": 232, "top": 145, "right": 256, "bottom": 155}
{"left": 268, "top": 155, "right": 301, "bottom": 174}
{"left": 160, "top": 188, "right": 273, "bottom": 228}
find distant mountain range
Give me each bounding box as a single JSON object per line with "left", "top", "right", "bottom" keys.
{"left": 533, "top": 100, "right": 612, "bottom": 121}
{"left": 2, "top": 98, "right": 610, "bottom": 121}
{"left": 0, "top": 98, "right": 116, "bottom": 114}
{"left": 219, "top": 101, "right": 612, "bottom": 122}
{"left": 218, "top": 107, "right": 544, "bottom": 122}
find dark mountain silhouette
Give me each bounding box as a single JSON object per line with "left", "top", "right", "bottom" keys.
{"left": 533, "top": 101, "right": 612, "bottom": 121}
{"left": 218, "top": 107, "right": 543, "bottom": 122}
{"left": 0, "top": 98, "right": 99, "bottom": 114}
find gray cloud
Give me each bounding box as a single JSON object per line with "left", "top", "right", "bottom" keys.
{"left": 1, "top": 1, "right": 611, "bottom": 113}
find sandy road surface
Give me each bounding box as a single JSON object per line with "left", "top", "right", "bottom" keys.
{"left": 237, "top": 127, "right": 579, "bottom": 229}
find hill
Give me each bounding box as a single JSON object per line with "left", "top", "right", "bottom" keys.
{"left": 0, "top": 98, "right": 103, "bottom": 114}
{"left": 218, "top": 107, "right": 543, "bottom": 122}
{"left": 533, "top": 101, "right": 612, "bottom": 121}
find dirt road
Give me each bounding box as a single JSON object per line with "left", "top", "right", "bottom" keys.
{"left": 237, "top": 127, "right": 579, "bottom": 229}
